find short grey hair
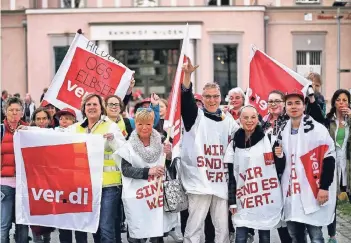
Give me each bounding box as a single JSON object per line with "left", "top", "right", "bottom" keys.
{"left": 228, "top": 87, "right": 245, "bottom": 98}
{"left": 202, "top": 82, "right": 221, "bottom": 94}
{"left": 4, "top": 97, "right": 24, "bottom": 114}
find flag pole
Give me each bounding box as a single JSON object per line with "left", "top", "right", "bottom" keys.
{"left": 155, "top": 24, "right": 189, "bottom": 205}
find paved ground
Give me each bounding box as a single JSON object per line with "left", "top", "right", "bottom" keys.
{"left": 9, "top": 212, "right": 351, "bottom": 242}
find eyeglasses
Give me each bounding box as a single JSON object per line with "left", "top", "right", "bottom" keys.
{"left": 136, "top": 107, "right": 153, "bottom": 113}
{"left": 267, "top": 100, "right": 283, "bottom": 105}
{"left": 203, "top": 95, "right": 220, "bottom": 100}
{"left": 107, "top": 103, "right": 120, "bottom": 108}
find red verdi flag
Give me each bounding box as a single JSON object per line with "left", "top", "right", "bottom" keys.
{"left": 165, "top": 24, "right": 189, "bottom": 151}
{"left": 247, "top": 46, "right": 309, "bottom": 115}
{"left": 42, "top": 30, "right": 133, "bottom": 119}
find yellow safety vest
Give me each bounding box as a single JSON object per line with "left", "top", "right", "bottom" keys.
{"left": 75, "top": 121, "right": 122, "bottom": 187}
{"left": 117, "top": 115, "right": 128, "bottom": 138}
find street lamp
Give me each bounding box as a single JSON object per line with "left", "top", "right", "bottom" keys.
{"left": 333, "top": 1, "right": 347, "bottom": 90}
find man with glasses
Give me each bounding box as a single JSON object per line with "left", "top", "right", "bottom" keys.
{"left": 180, "top": 58, "right": 239, "bottom": 243}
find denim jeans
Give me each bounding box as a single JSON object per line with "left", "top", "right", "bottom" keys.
{"left": 235, "top": 227, "right": 269, "bottom": 243}
{"left": 277, "top": 226, "right": 292, "bottom": 243}
{"left": 59, "top": 229, "right": 87, "bottom": 243}
{"left": 287, "top": 221, "right": 324, "bottom": 243}
{"left": 1, "top": 185, "right": 29, "bottom": 243}
{"left": 92, "top": 187, "right": 119, "bottom": 243}
{"left": 114, "top": 186, "right": 122, "bottom": 243}
{"left": 32, "top": 232, "right": 51, "bottom": 243}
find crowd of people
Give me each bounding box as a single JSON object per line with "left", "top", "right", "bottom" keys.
{"left": 1, "top": 58, "right": 351, "bottom": 243}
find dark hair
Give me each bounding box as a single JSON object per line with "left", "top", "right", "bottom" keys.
{"left": 326, "top": 89, "right": 351, "bottom": 120}
{"left": 13, "top": 93, "right": 20, "bottom": 98}
{"left": 104, "top": 95, "right": 125, "bottom": 113}
{"left": 268, "top": 90, "right": 285, "bottom": 101}
{"left": 2, "top": 90, "right": 8, "bottom": 96}
{"left": 31, "top": 107, "right": 52, "bottom": 124}
{"left": 4, "top": 97, "right": 24, "bottom": 113}
{"left": 81, "top": 94, "right": 106, "bottom": 119}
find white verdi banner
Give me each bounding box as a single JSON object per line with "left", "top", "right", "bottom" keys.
{"left": 14, "top": 129, "right": 104, "bottom": 233}
{"left": 42, "top": 30, "right": 134, "bottom": 120}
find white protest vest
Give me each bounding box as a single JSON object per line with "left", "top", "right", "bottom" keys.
{"left": 232, "top": 135, "right": 283, "bottom": 230}
{"left": 281, "top": 116, "right": 336, "bottom": 226}
{"left": 116, "top": 143, "right": 177, "bottom": 239}
{"left": 180, "top": 109, "right": 239, "bottom": 199}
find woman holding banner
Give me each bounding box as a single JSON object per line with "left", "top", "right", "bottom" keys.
{"left": 29, "top": 107, "right": 56, "bottom": 243}
{"left": 1, "top": 97, "right": 29, "bottom": 243}
{"left": 67, "top": 93, "right": 126, "bottom": 243}
{"left": 225, "top": 105, "right": 285, "bottom": 243}
{"left": 116, "top": 108, "right": 177, "bottom": 243}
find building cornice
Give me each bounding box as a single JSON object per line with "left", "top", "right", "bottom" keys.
{"left": 89, "top": 21, "right": 203, "bottom": 25}
{"left": 1, "top": 9, "right": 26, "bottom": 14}
{"left": 266, "top": 6, "right": 351, "bottom": 12}
{"left": 25, "top": 6, "right": 266, "bottom": 15}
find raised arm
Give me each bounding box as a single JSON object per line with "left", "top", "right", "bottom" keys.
{"left": 181, "top": 57, "right": 199, "bottom": 132}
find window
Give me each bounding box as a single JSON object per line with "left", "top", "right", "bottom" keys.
{"left": 213, "top": 44, "right": 237, "bottom": 103}
{"left": 296, "top": 50, "right": 322, "bottom": 77}
{"left": 113, "top": 40, "right": 180, "bottom": 97}
{"left": 295, "top": 0, "right": 320, "bottom": 4}
{"left": 62, "top": 0, "right": 84, "bottom": 8}
{"left": 54, "top": 46, "right": 69, "bottom": 73}
{"left": 208, "top": 0, "right": 230, "bottom": 5}
{"left": 134, "top": 0, "right": 158, "bottom": 7}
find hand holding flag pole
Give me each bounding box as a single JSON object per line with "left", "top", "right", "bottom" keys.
{"left": 155, "top": 24, "right": 190, "bottom": 205}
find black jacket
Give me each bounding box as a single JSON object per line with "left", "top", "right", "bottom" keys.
{"left": 227, "top": 126, "right": 286, "bottom": 206}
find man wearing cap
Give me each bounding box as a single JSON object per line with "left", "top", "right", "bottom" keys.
{"left": 279, "top": 90, "right": 336, "bottom": 243}
{"left": 180, "top": 58, "right": 239, "bottom": 243}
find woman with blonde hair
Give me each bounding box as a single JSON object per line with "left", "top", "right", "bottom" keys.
{"left": 116, "top": 108, "right": 177, "bottom": 243}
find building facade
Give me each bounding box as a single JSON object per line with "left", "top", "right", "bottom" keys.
{"left": 1, "top": 0, "right": 351, "bottom": 104}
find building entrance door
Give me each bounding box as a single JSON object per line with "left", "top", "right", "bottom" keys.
{"left": 112, "top": 40, "right": 180, "bottom": 98}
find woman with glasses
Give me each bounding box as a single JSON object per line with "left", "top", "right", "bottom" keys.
{"left": 105, "top": 95, "right": 133, "bottom": 140}
{"left": 116, "top": 108, "right": 177, "bottom": 243}
{"left": 261, "top": 91, "right": 292, "bottom": 242}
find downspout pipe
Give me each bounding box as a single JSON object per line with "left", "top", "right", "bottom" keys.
{"left": 264, "top": 15, "right": 270, "bottom": 53}
{"left": 22, "top": 19, "right": 28, "bottom": 93}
